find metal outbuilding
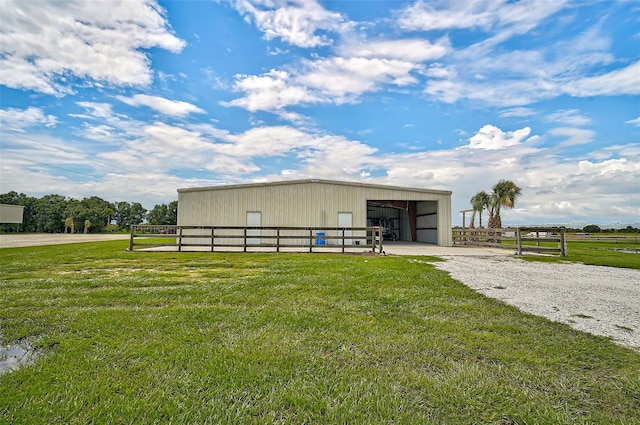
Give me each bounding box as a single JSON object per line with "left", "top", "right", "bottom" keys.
{"left": 177, "top": 179, "right": 452, "bottom": 246}
{"left": 0, "top": 204, "right": 25, "bottom": 224}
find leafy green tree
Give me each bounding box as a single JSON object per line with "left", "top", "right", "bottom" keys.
{"left": 130, "top": 202, "right": 147, "bottom": 226}
{"left": 147, "top": 201, "right": 178, "bottom": 225}
{"left": 113, "top": 201, "right": 132, "bottom": 230}
{"left": 64, "top": 198, "right": 82, "bottom": 232}
{"left": 469, "top": 191, "right": 489, "bottom": 228}
{"left": 487, "top": 180, "right": 522, "bottom": 229}
{"left": 103, "top": 206, "right": 115, "bottom": 227}
{"left": 166, "top": 201, "right": 177, "bottom": 225}
{"left": 146, "top": 204, "right": 167, "bottom": 225}
{"left": 76, "top": 196, "right": 114, "bottom": 233}
{"left": 34, "top": 194, "right": 67, "bottom": 232}
{"left": 583, "top": 224, "right": 601, "bottom": 233}
{"left": 114, "top": 201, "right": 147, "bottom": 230}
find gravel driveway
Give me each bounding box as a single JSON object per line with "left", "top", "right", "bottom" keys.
{"left": 433, "top": 255, "right": 640, "bottom": 351}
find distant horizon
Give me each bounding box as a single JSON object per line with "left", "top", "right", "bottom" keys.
{"left": 2, "top": 189, "right": 638, "bottom": 231}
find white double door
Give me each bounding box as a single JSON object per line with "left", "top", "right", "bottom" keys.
{"left": 338, "top": 212, "right": 352, "bottom": 246}
{"left": 246, "top": 212, "right": 261, "bottom": 245}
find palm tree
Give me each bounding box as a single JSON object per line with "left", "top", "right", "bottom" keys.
{"left": 487, "top": 179, "right": 522, "bottom": 229}
{"left": 469, "top": 191, "right": 490, "bottom": 228}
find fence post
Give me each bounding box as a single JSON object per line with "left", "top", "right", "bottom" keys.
{"left": 277, "top": 228, "right": 280, "bottom": 252}
{"left": 178, "top": 226, "right": 183, "bottom": 252}
{"left": 560, "top": 227, "right": 567, "bottom": 257}
{"left": 371, "top": 227, "right": 375, "bottom": 252}
{"left": 243, "top": 228, "right": 247, "bottom": 252}
{"left": 516, "top": 227, "right": 522, "bottom": 255}
{"left": 211, "top": 227, "right": 215, "bottom": 252}
{"left": 309, "top": 228, "right": 313, "bottom": 252}
{"left": 129, "top": 226, "right": 135, "bottom": 251}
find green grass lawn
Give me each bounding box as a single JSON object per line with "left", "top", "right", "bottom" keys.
{"left": 1, "top": 241, "right": 639, "bottom": 424}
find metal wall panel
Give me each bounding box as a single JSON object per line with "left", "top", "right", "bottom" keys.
{"left": 177, "top": 180, "right": 453, "bottom": 246}
{"left": 0, "top": 204, "right": 24, "bottom": 224}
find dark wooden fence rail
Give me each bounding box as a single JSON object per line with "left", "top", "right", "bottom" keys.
{"left": 453, "top": 227, "right": 567, "bottom": 256}
{"left": 130, "top": 225, "right": 383, "bottom": 253}
{"left": 568, "top": 235, "right": 639, "bottom": 243}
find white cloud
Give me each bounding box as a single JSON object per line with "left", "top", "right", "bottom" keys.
{"left": 625, "top": 117, "right": 640, "bottom": 127}
{"left": 0, "top": 107, "right": 57, "bottom": 132}
{"left": 230, "top": 0, "right": 349, "bottom": 48}
{"left": 116, "top": 95, "right": 205, "bottom": 117}
{"left": 424, "top": 64, "right": 456, "bottom": 79}
{"left": 70, "top": 101, "right": 137, "bottom": 143}
{"left": 499, "top": 107, "right": 536, "bottom": 118}
{"left": 227, "top": 0, "right": 633, "bottom": 114}
{"left": 546, "top": 109, "right": 591, "bottom": 126}
{"left": 338, "top": 38, "right": 449, "bottom": 62}
{"left": 548, "top": 127, "right": 595, "bottom": 146}
{"left": 225, "top": 56, "right": 423, "bottom": 113}
{"left": 588, "top": 143, "right": 640, "bottom": 161}
{"left": 223, "top": 70, "right": 314, "bottom": 111}
{"left": 412, "top": 9, "right": 634, "bottom": 107}
{"left": 397, "top": 0, "right": 567, "bottom": 34}
{"left": 4, "top": 115, "right": 638, "bottom": 223}
{"left": 464, "top": 125, "right": 533, "bottom": 150}
{"left": 73, "top": 102, "right": 118, "bottom": 120}
{"left": 299, "top": 57, "right": 419, "bottom": 96}
{"left": 564, "top": 61, "right": 640, "bottom": 97}
{"left": 397, "top": 0, "right": 502, "bottom": 31}
{"left": 80, "top": 124, "right": 117, "bottom": 143}
{"left": 0, "top": 0, "right": 185, "bottom": 95}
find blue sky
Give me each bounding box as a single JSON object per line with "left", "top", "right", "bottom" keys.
{"left": 1, "top": 0, "right": 638, "bottom": 227}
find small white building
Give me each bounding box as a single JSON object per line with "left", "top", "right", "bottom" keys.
{"left": 177, "top": 179, "right": 452, "bottom": 246}
{"left": 0, "top": 204, "right": 24, "bottom": 224}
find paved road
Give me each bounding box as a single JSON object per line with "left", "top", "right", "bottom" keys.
{"left": 0, "top": 233, "right": 130, "bottom": 248}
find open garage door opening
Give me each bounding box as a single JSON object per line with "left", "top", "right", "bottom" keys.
{"left": 367, "top": 200, "right": 438, "bottom": 244}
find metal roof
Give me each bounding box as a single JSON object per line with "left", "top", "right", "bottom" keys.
{"left": 177, "top": 179, "right": 452, "bottom": 195}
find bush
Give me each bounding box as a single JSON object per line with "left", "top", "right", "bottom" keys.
{"left": 583, "top": 224, "right": 602, "bottom": 233}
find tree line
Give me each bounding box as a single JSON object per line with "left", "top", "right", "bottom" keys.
{"left": 0, "top": 191, "right": 177, "bottom": 233}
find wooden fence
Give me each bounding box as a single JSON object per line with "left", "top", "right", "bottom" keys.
{"left": 130, "top": 225, "right": 383, "bottom": 253}
{"left": 452, "top": 227, "right": 567, "bottom": 256}
{"left": 568, "top": 235, "right": 639, "bottom": 244}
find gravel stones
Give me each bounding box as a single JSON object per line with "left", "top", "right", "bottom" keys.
{"left": 433, "top": 255, "right": 640, "bottom": 351}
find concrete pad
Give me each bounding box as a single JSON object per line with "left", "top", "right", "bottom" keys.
{"left": 380, "top": 241, "right": 511, "bottom": 257}
{"left": 0, "top": 234, "right": 511, "bottom": 257}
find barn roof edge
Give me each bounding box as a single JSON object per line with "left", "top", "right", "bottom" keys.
{"left": 177, "top": 179, "right": 452, "bottom": 195}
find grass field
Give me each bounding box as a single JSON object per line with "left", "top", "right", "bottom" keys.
{"left": 1, "top": 241, "right": 639, "bottom": 424}
{"left": 519, "top": 237, "right": 640, "bottom": 269}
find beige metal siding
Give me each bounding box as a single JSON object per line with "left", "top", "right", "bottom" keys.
{"left": 178, "top": 180, "right": 452, "bottom": 246}
{"left": 0, "top": 204, "right": 24, "bottom": 224}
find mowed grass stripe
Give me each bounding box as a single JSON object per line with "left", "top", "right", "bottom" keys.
{"left": 1, "top": 241, "right": 638, "bottom": 424}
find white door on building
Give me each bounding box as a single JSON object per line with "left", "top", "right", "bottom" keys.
{"left": 246, "top": 211, "right": 261, "bottom": 245}
{"left": 338, "top": 212, "right": 352, "bottom": 245}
